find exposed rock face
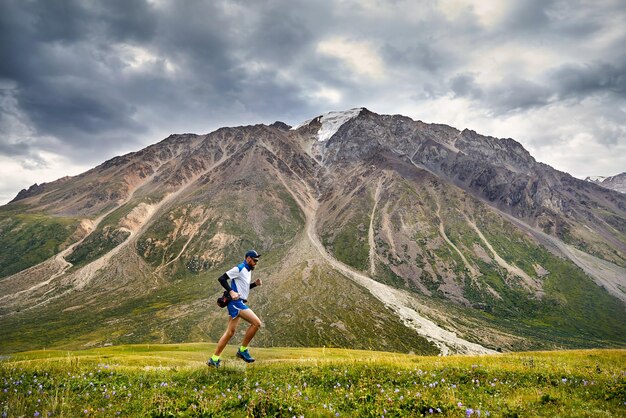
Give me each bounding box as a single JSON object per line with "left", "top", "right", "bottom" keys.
{"left": 1, "top": 108, "right": 625, "bottom": 355}
{"left": 586, "top": 173, "right": 626, "bottom": 194}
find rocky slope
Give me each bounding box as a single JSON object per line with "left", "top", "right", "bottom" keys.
{"left": 1, "top": 108, "right": 625, "bottom": 355}
{"left": 585, "top": 173, "right": 626, "bottom": 194}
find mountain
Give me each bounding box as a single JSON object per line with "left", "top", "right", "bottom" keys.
{"left": 1, "top": 108, "right": 625, "bottom": 355}
{"left": 585, "top": 173, "right": 626, "bottom": 194}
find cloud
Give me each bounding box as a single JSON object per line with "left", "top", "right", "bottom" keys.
{"left": 317, "top": 38, "right": 387, "bottom": 81}
{"left": 550, "top": 56, "right": 626, "bottom": 99}
{"left": 0, "top": 0, "right": 625, "bottom": 204}
{"left": 450, "top": 73, "right": 554, "bottom": 114}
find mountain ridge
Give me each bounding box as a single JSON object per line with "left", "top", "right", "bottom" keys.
{"left": 1, "top": 108, "right": 625, "bottom": 355}
{"left": 585, "top": 172, "right": 626, "bottom": 194}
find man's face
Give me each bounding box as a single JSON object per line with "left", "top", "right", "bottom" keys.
{"left": 247, "top": 256, "right": 259, "bottom": 269}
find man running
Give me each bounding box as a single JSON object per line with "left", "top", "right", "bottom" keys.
{"left": 208, "top": 250, "right": 263, "bottom": 367}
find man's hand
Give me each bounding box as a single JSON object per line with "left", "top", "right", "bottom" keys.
{"left": 229, "top": 290, "right": 240, "bottom": 300}
{"left": 254, "top": 278, "right": 262, "bottom": 287}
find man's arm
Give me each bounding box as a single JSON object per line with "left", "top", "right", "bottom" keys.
{"left": 218, "top": 273, "right": 241, "bottom": 299}
{"left": 217, "top": 273, "right": 232, "bottom": 292}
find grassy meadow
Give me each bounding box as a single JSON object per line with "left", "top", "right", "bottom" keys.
{"left": 1, "top": 344, "right": 625, "bottom": 417}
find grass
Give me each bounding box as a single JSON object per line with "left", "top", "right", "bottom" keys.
{"left": 0, "top": 211, "right": 79, "bottom": 279}
{"left": 1, "top": 345, "right": 624, "bottom": 417}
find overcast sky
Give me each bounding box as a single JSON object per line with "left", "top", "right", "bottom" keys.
{"left": 1, "top": 0, "right": 625, "bottom": 204}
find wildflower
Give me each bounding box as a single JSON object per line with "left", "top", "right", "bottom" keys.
{"left": 429, "top": 408, "right": 433, "bottom": 414}
{"left": 34, "top": 412, "right": 40, "bottom": 417}
{"left": 466, "top": 408, "right": 474, "bottom": 417}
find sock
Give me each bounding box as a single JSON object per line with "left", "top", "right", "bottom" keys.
{"left": 239, "top": 346, "right": 247, "bottom": 352}
{"left": 211, "top": 355, "right": 220, "bottom": 362}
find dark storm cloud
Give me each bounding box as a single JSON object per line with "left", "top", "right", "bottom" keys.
{"left": 0, "top": 0, "right": 324, "bottom": 163}
{"left": 1, "top": 0, "right": 625, "bottom": 197}
{"left": 0, "top": 140, "right": 29, "bottom": 157}
{"left": 0, "top": 0, "right": 160, "bottom": 159}
{"left": 450, "top": 53, "right": 626, "bottom": 116}
{"left": 382, "top": 42, "right": 456, "bottom": 74}
{"left": 551, "top": 56, "right": 626, "bottom": 99}
{"left": 450, "top": 73, "right": 553, "bottom": 114}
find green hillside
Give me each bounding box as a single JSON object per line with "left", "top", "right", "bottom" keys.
{"left": 0, "top": 206, "right": 80, "bottom": 279}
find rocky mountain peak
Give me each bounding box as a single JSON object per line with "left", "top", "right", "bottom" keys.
{"left": 585, "top": 172, "right": 626, "bottom": 193}
{"left": 291, "top": 108, "right": 366, "bottom": 141}
{"left": 2, "top": 108, "right": 625, "bottom": 356}
{"left": 269, "top": 121, "right": 292, "bottom": 130}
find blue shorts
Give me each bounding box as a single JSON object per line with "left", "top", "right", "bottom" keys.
{"left": 227, "top": 299, "right": 249, "bottom": 318}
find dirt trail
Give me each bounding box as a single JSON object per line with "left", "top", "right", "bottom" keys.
{"left": 0, "top": 173, "right": 160, "bottom": 304}
{"left": 274, "top": 169, "right": 495, "bottom": 355}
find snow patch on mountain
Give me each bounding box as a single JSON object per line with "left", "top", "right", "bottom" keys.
{"left": 585, "top": 173, "right": 626, "bottom": 193}
{"left": 585, "top": 176, "right": 606, "bottom": 183}
{"left": 292, "top": 108, "right": 363, "bottom": 142}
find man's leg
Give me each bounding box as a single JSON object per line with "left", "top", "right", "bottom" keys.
{"left": 214, "top": 316, "right": 240, "bottom": 356}
{"left": 237, "top": 308, "right": 262, "bottom": 347}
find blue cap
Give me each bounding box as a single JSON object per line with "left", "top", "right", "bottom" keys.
{"left": 245, "top": 250, "right": 261, "bottom": 259}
